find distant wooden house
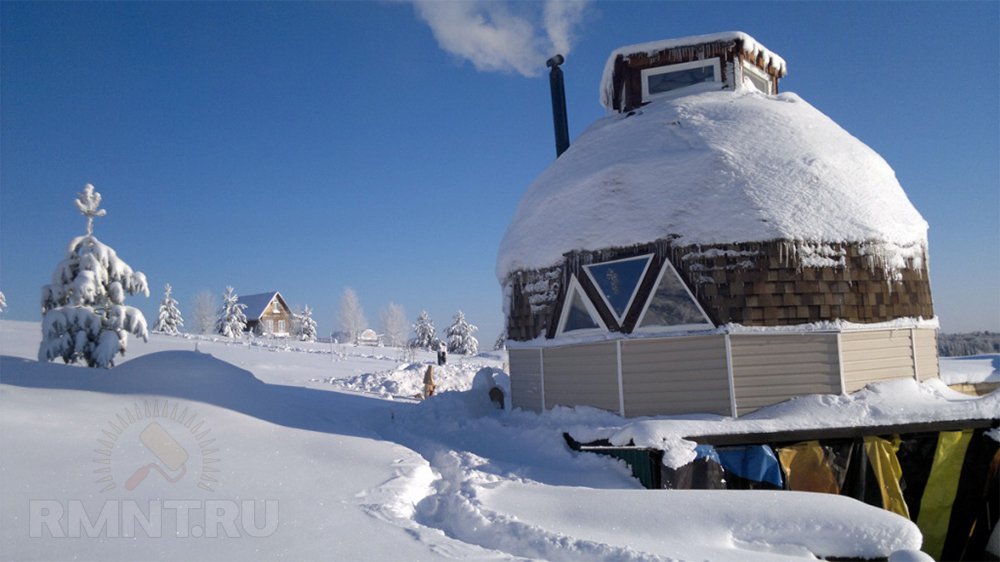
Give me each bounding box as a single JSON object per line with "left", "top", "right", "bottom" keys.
{"left": 498, "top": 32, "right": 939, "bottom": 418}
{"left": 237, "top": 291, "right": 293, "bottom": 336}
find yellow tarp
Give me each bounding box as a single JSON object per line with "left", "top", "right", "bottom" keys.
{"left": 916, "top": 430, "right": 973, "bottom": 561}
{"left": 864, "top": 436, "right": 909, "bottom": 519}
{"left": 777, "top": 441, "right": 840, "bottom": 494}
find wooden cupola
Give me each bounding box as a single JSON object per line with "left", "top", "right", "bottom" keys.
{"left": 602, "top": 32, "right": 788, "bottom": 113}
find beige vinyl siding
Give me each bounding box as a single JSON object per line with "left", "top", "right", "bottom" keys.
{"left": 543, "top": 342, "right": 619, "bottom": 412}
{"left": 730, "top": 334, "right": 841, "bottom": 416}
{"left": 913, "top": 328, "right": 940, "bottom": 381}
{"left": 508, "top": 349, "right": 544, "bottom": 412}
{"left": 620, "top": 336, "right": 730, "bottom": 417}
{"left": 841, "top": 329, "right": 916, "bottom": 392}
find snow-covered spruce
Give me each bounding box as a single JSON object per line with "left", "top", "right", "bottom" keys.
{"left": 410, "top": 310, "right": 437, "bottom": 350}
{"left": 295, "top": 305, "right": 318, "bottom": 342}
{"left": 153, "top": 283, "right": 184, "bottom": 335}
{"left": 215, "top": 286, "right": 247, "bottom": 339}
{"left": 38, "top": 184, "right": 149, "bottom": 368}
{"left": 446, "top": 310, "right": 479, "bottom": 355}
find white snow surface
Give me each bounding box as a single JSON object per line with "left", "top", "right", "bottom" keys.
{"left": 599, "top": 31, "right": 788, "bottom": 110}
{"left": 569, "top": 378, "right": 997, "bottom": 469}
{"left": 497, "top": 87, "right": 928, "bottom": 281}
{"left": 480, "top": 482, "right": 918, "bottom": 561}
{"left": 939, "top": 354, "right": 1000, "bottom": 385}
{"left": 0, "top": 320, "right": 947, "bottom": 560}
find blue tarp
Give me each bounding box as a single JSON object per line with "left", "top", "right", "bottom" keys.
{"left": 716, "top": 445, "right": 784, "bottom": 488}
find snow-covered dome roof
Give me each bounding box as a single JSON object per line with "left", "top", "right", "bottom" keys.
{"left": 496, "top": 87, "right": 928, "bottom": 281}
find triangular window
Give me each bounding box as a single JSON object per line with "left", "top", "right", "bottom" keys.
{"left": 556, "top": 276, "right": 607, "bottom": 336}
{"left": 584, "top": 255, "right": 653, "bottom": 324}
{"left": 636, "top": 261, "right": 714, "bottom": 330}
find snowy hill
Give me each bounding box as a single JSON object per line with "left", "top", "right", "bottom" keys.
{"left": 4, "top": 320, "right": 993, "bottom": 560}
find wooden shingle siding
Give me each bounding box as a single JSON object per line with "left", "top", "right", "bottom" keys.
{"left": 676, "top": 242, "right": 933, "bottom": 327}
{"left": 506, "top": 268, "right": 561, "bottom": 341}
{"left": 620, "top": 336, "right": 730, "bottom": 417}
{"left": 730, "top": 334, "right": 841, "bottom": 416}
{"left": 913, "top": 328, "right": 940, "bottom": 381}
{"left": 504, "top": 238, "right": 934, "bottom": 342}
{"left": 508, "top": 349, "right": 544, "bottom": 413}
{"left": 841, "top": 330, "right": 916, "bottom": 392}
{"left": 543, "top": 343, "right": 619, "bottom": 412}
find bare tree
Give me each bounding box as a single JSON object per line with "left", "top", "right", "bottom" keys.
{"left": 338, "top": 287, "right": 367, "bottom": 344}
{"left": 380, "top": 301, "right": 407, "bottom": 347}
{"left": 191, "top": 290, "right": 217, "bottom": 335}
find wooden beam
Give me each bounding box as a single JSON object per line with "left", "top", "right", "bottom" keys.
{"left": 686, "top": 418, "right": 998, "bottom": 448}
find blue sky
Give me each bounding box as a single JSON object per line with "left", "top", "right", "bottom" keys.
{"left": 2, "top": 1, "right": 997, "bottom": 343}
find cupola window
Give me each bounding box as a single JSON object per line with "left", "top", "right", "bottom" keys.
{"left": 742, "top": 62, "right": 773, "bottom": 95}
{"left": 641, "top": 59, "right": 721, "bottom": 101}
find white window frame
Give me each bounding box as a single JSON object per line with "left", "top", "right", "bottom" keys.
{"left": 741, "top": 61, "right": 773, "bottom": 95}
{"left": 583, "top": 254, "right": 654, "bottom": 325}
{"left": 641, "top": 59, "right": 721, "bottom": 102}
{"left": 277, "top": 319, "right": 286, "bottom": 333}
{"left": 633, "top": 260, "right": 715, "bottom": 333}
{"left": 272, "top": 299, "right": 281, "bottom": 313}
{"left": 555, "top": 275, "right": 608, "bottom": 337}
{"left": 265, "top": 319, "right": 274, "bottom": 334}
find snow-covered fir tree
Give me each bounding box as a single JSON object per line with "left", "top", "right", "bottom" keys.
{"left": 153, "top": 283, "right": 184, "bottom": 335}
{"left": 295, "top": 305, "right": 318, "bottom": 342}
{"left": 446, "top": 310, "right": 479, "bottom": 355}
{"left": 410, "top": 310, "right": 437, "bottom": 350}
{"left": 215, "top": 286, "right": 247, "bottom": 339}
{"left": 338, "top": 287, "right": 367, "bottom": 343}
{"left": 38, "top": 184, "right": 149, "bottom": 368}
{"left": 380, "top": 302, "right": 407, "bottom": 347}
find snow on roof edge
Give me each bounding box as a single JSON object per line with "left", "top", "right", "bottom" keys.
{"left": 505, "top": 317, "right": 940, "bottom": 350}
{"left": 565, "top": 377, "right": 997, "bottom": 468}
{"left": 600, "top": 31, "right": 787, "bottom": 111}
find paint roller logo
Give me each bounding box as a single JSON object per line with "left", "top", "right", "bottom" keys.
{"left": 124, "top": 423, "right": 189, "bottom": 491}
{"left": 93, "top": 399, "right": 221, "bottom": 493}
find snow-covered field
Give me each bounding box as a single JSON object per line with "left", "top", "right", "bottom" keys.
{"left": 939, "top": 354, "right": 1000, "bottom": 385}
{"left": 1, "top": 320, "right": 993, "bottom": 561}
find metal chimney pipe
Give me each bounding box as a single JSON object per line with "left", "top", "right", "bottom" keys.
{"left": 547, "top": 54, "right": 570, "bottom": 158}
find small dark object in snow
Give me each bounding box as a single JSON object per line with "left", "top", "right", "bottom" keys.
{"left": 488, "top": 387, "right": 505, "bottom": 410}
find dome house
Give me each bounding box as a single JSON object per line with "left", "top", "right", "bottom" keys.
{"left": 498, "top": 32, "right": 937, "bottom": 417}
